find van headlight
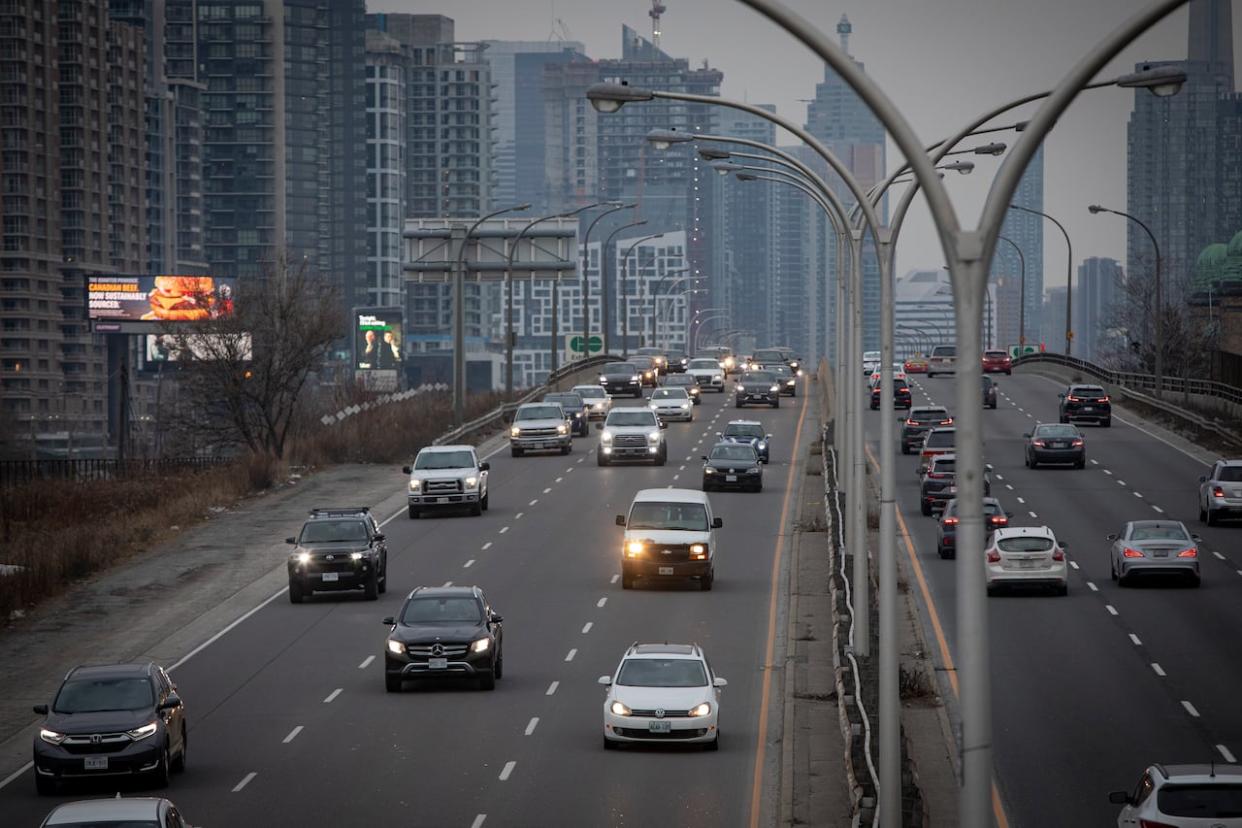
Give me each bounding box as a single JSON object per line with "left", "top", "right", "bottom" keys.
{"left": 350, "top": 551, "right": 364, "bottom": 561}
{"left": 680, "top": 403, "right": 690, "bottom": 410}
{"left": 713, "top": 374, "right": 723, "bottom": 383}
{"left": 295, "top": 552, "right": 311, "bottom": 565}
{"left": 626, "top": 541, "right": 645, "bottom": 557}
{"left": 556, "top": 423, "right": 569, "bottom": 435}
{"left": 631, "top": 374, "right": 640, "bottom": 382}
{"left": 770, "top": 384, "right": 780, "bottom": 393}
{"left": 690, "top": 544, "right": 707, "bottom": 559}
{"left": 510, "top": 426, "right": 521, "bottom": 437}
{"left": 408, "top": 479, "right": 421, "bottom": 491}
{"left": 736, "top": 384, "right": 745, "bottom": 393}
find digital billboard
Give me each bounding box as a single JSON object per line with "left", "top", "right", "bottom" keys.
{"left": 88, "top": 275, "right": 236, "bottom": 333}
{"left": 354, "top": 308, "right": 403, "bottom": 372}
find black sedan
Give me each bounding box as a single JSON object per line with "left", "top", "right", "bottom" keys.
{"left": 936, "top": 497, "right": 1010, "bottom": 559}
{"left": 735, "top": 370, "right": 781, "bottom": 408}
{"left": 33, "top": 662, "right": 187, "bottom": 794}
{"left": 384, "top": 586, "right": 504, "bottom": 692}
{"left": 665, "top": 354, "right": 689, "bottom": 373}
{"left": 1024, "top": 423, "right": 1085, "bottom": 468}
{"left": 1058, "top": 383, "right": 1111, "bottom": 426}
{"left": 599, "top": 362, "right": 643, "bottom": 398}
{"left": 702, "top": 442, "right": 763, "bottom": 492}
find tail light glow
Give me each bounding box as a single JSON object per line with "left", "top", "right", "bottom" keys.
{"left": 1122, "top": 547, "right": 1145, "bottom": 558}
{"left": 1066, "top": 395, "right": 1081, "bottom": 402}
{"left": 1052, "top": 547, "right": 1065, "bottom": 561}
{"left": 905, "top": 419, "right": 918, "bottom": 426}
{"left": 1213, "top": 486, "right": 1225, "bottom": 498}
{"left": 1177, "top": 548, "right": 1197, "bottom": 558}
{"left": 990, "top": 516, "right": 1008, "bottom": 526}
{"left": 986, "top": 550, "right": 1001, "bottom": 563}
{"left": 943, "top": 517, "right": 959, "bottom": 526}
{"left": 1032, "top": 439, "right": 1046, "bottom": 447}
{"left": 1071, "top": 439, "right": 1084, "bottom": 447}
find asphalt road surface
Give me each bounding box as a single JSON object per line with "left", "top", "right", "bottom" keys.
{"left": 866, "top": 368, "right": 1240, "bottom": 828}
{"left": 1, "top": 380, "right": 814, "bottom": 828}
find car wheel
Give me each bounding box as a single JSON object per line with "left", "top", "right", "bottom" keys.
{"left": 621, "top": 569, "right": 635, "bottom": 589}
{"left": 385, "top": 674, "right": 402, "bottom": 693}
{"left": 705, "top": 732, "right": 720, "bottom": 751}
{"left": 597, "top": 452, "right": 609, "bottom": 467}
{"left": 700, "top": 569, "right": 714, "bottom": 591}
{"left": 171, "top": 725, "right": 187, "bottom": 772}
{"left": 1189, "top": 574, "right": 1202, "bottom": 588}
{"left": 603, "top": 734, "right": 617, "bottom": 750}
{"left": 511, "top": 447, "right": 523, "bottom": 458}
{"left": 1102, "top": 418, "right": 1112, "bottom": 428}
{"left": 989, "top": 402, "right": 998, "bottom": 409}
{"left": 772, "top": 398, "right": 780, "bottom": 408}
{"left": 378, "top": 562, "right": 387, "bottom": 594}
{"left": 936, "top": 545, "right": 947, "bottom": 559}
{"left": 1118, "top": 567, "right": 1130, "bottom": 587}
{"left": 1029, "top": 457, "right": 1038, "bottom": 470}
{"left": 901, "top": 445, "right": 911, "bottom": 455}
{"left": 1206, "top": 508, "right": 1218, "bottom": 526}
{"left": 470, "top": 500, "right": 483, "bottom": 517}
{"left": 1058, "top": 415, "right": 1068, "bottom": 424}
{"left": 561, "top": 444, "right": 572, "bottom": 455}
{"left": 753, "top": 481, "right": 763, "bottom": 493}
{"left": 654, "top": 451, "right": 666, "bottom": 467}
{"left": 494, "top": 653, "right": 504, "bottom": 680}
{"left": 288, "top": 579, "right": 305, "bottom": 604}
{"left": 478, "top": 667, "right": 496, "bottom": 691}
{"left": 1110, "top": 558, "right": 1118, "bottom": 581}
{"left": 34, "top": 774, "right": 56, "bottom": 796}
{"left": 986, "top": 585, "right": 999, "bottom": 597}
{"left": 921, "top": 501, "right": 931, "bottom": 517}
{"left": 702, "top": 482, "right": 713, "bottom": 492}
{"left": 408, "top": 505, "right": 419, "bottom": 519}
{"left": 364, "top": 571, "right": 379, "bottom": 601}
{"left": 735, "top": 400, "right": 744, "bottom": 408}
{"left": 1075, "top": 458, "right": 1086, "bottom": 470}
{"left": 482, "top": 492, "right": 489, "bottom": 512}
{"left": 152, "top": 746, "right": 171, "bottom": 789}
{"left": 870, "top": 402, "right": 878, "bottom": 410}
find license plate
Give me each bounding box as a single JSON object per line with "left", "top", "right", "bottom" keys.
{"left": 1017, "top": 560, "right": 1041, "bottom": 569}
{"left": 428, "top": 657, "right": 448, "bottom": 669}
{"left": 84, "top": 757, "right": 108, "bottom": 771}
{"left": 321, "top": 572, "right": 339, "bottom": 582}
{"left": 435, "top": 497, "right": 448, "bottom": 503}
{"left": 648, "top": 721, "right": 672, "bottom": 733}
{"left": 1082, "top": 406, "right": 1094, "bottom": 412}
{"left": 658, "top": 566, "right": 675, "bottom": 575}
{"left": 726, "top": 474, "right": 738, "bottom": 482}
{"left": 1153, "top": 550, "right": 1168, "bottom": 558}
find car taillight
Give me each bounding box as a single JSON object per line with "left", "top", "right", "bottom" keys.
{"left": 1213, "top": 486, "right": 1225, "bottom": 498}
{"left": 1032, "top": 439, "right": 1046, "bottom": 447}
{"left": 943, "top": 517, "right": 959, "bottom": 526}
{"left": 990, "top": 516, "right": 1008, "bottom": 526}
{"left": 905, "top": 419, "right": 918, "bottom": 426}
{"left": 941, "top": 419, "right": 954, "bottom": 425}
{"left": 1066, "top": 395, "right": 1080, "bottom": 402}
{"left": 1071, "top": 439, "right": 1084, "bottom": 446}
{"left": 1122, "top": 547, "right": 1145, "bottom": 558}
{"left": 1100, "top": 395, "right": 1110, "bottom": 403}
{"left": 1177, "top": 548, "right": 1197, "bottom": 558}
{"left": 1052, "top": 547, "right": 1065, "bottom": 561}
{"left": 986, "top": 550, "right": 1000, "bottom": 563}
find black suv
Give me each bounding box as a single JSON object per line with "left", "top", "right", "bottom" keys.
{"left": 1058, "top": 384, "right": 1112, "bottom": 426}
{"left": 543, "top": 391, "right": 590, "bottom": 436}
{"left": 901, "top": 406, "right": 952, "bottom": 455}
{"left": 33, "top": 662, "right": 187, "bottom": 794}
{"left": 871, "top": 378, "right": 912, "bottom": 409}
{"left": 920, "top": 454, "right": 992, "bottom": 516}
{"left": 285, "top": 507, "right": 388, "bottom": 603}
{"left": 384, "top": 586, "right": 504, "bottom": 692}
{"left": 600, "top": 362, "right": 643, "bottom": 397}
{"left": 735, "top": 370, "right": 780, "bottom": 408}
{"left": 936, "top": 497, "right": 1010, "bottom": 558}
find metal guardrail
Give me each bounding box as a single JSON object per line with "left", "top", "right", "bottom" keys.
{"left": 432, "top": 355, "right": 624, "bottom": 447}
{"left": 1013, "top": 352, "right": 1242, "bottom": 407}
{"left": 0, "top": 456, "right": 233, "bottom": 489}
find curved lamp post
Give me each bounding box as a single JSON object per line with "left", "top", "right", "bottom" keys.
{"left": 1009, "top": 204, "right": 1073, "bottom": 355}
{"left": 599, "top": 220, "right": 649, "bottom": 355}
{"left": 580, "top": 203, "right": 636, "bottom": 362}
{"left": 1089, "top": 203, "right": 1163, "bottom": 395}
{"left": 997, "top": 235, "right": 1027, "bottom": 347}
{"left": 620, "top": 233, "right": 664, "bottom": 358}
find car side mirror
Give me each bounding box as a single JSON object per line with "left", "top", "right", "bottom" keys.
{"left": 598, "top": 675, "right": 613, "bottom": 686}
{"left": 985, "top": 464, "right": 993, "bottom": 472}
{"left": 1199, "top": 475, "right": 1207, "bottom": 483}
{"left": 701, "top": 456, "right": 708, "bottom": 461}
{"left": 158, "top": 694, "right": 183, "bottom": 711}
{"left": 1106, "top": 534, "right": 1118, "bottom": 542}
{"left": 1060, "top": 542, "right": 1070, "bottom": 550}
{"left": 373, "top": 533, "right": 385, "bottom": 542}
{"left": 712, "top": 517, "right": 723, "bottom": 528}
{"left": 285, "top": 537, "right": 296, "bottom": 545}
{"left": 402, "top": 465, "right": 412, "bottom": 475}
{"left": 33, "top": 704, "right": 48, "bottom": 715}
{"left": 713, "top": 677, "right": 728, "bottom": 688}
{"left": 1058, "top": 393, "right": 1065, "bottom": 399}
{"left": 660, "top": 421, "right": 668, "bottom": 430}
{"left": 1108, "top": 791, "right": 1131, "bottom": 805}
{"left": 716, "top": 432, "right": 722, "bottom": 438}
{"left": 490, "top": 613, "right": 503, "bottom": 624}
{"left": 615, "top": 515, "right": 626, "bottom": 527}
{"left": 382, "top": 617, "right": 395, "bottom": 626}
{"left": 1006, "top": 511, "right": 1014, "bottom": 518}
{"left": 595, "top": 422, "right": 604, "bottom": 431}
{"left": 766, "top": 433, "right": 772, "bottom": 439}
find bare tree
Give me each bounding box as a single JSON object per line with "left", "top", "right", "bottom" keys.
{"left": 164, "top": 254, "right": 342, "bottom": 460}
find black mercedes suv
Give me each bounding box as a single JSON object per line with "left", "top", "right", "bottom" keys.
{"left": 600, "top": 362, "right": 643, "bottom": 398}
{"left": 901, "top": 406, "right": 952, "bottom": 455}
{"left": 1058, "top": 384, "right": 1112, "bottom": 426}
{"left": 33, "top": 662, "right": 187, "bottom": 795}
{"left": 286, "top": 507, "right": 388, "bottom": 603}
{"left": 384, "top": 586, "right": 504, "bottom": 692}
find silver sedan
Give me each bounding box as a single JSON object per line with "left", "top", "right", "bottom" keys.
{"left": 1108, "top": 520, "right": 1202, "bottom": 587}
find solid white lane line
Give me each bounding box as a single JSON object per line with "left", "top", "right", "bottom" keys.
{"left": 472, "top": 815, "right": 487, "bottom": 828}
{"left": 1028, "top": 511, "right": 1038, "bottom": 519}
{"left": 1086, "top": 582, "right": 1099, "bottom": 592}
{"left": 233, "top": 772, "right": 257, "bottom": 792}
{"left": 323, "top": 688, "right": 342, "bottom": 703}
{"left": 543, "top": 488, "right": 551, "bottom": 494}
{"left": 167, "top": 584, "right": 290, "bottom": 672}
{"left": 529, "top": 499, "right": 539, "bottom": 506}
{"left": 482, "top": 541, "right": 493, "bottom": 550}
{"left": 1016, "top": 497, "right": 1025, "bottom": 504}
{"left": 0, "top": 762, "right": 32, "bottom": 793}
{"left": 1105, "top": 604, "right": 1118, "bottom": 616}
{"left": 1151, "top": 663, "right": 1167, "bottom": 677}
{"left": 283, "top": 726, "right": 303, "bottom": 744}
{"left": 582, "top": 622, "right": 593, "bottom": 634}
{"left": 565, "top": 649, "right": 577, "bottom": 662}
{"left": 499, "top": 761, "right": 516, "bottom": 781}
{"left": 1130, "top": 634, "right": 1143, "bottom": 646}
{"left": 1182, "top": 700, "right": 1201, "bottom": 718}
{"left": 463, "top": 559, "right": 475, "bottom": 568}
{"left": 1069, "top": 561, "right": 1080, "bottom": 570}
{"left": 442, "top": 581, "right": 453, "bottom": 587}
{"left": 610, "top": 573, "right": 620, "bottom": 584}
{"left": 1152, "top": 506, "right": 1164, "bottom": 514}
{"left": 1214, "top": 551, "right": 1227, "bottom": 561}
{"left": 597, "top": 597, "right": 607, "bottom": 608}
{"left": 546, "top": 681, "right": 559, "bottom": 696}
{"left": 358, "top": 655, "right": 375, "bottom": 669}
{"left": 499, "top": 526, "right": 510, "bottom": 534}
{"left": 1218, "top": 744, "right": 1237, "bottom": 763}
{"left": 525, "top": 717, "right": 539, "bottom": 736}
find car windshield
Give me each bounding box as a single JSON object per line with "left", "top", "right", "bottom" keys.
{"left": 932, "top": 459, "right": 955, "bottom": 473}
{"left": 910, "top": 409, "right": 948, "bottom": 423}
{"left": 574, "top": 387, "right": 606, "bottom": 399}
{"left": 770, "top": 366, "right": 792, "bottom": 377}
{"left": 50, "top": 821, "right": 162, "bottom": 828}
{"left": 1157, "top": 784, "right": 1242, "bottom": 818}
{"left": 651, "top": 389, "right": 687, "bottom": 400}
{"left": 616, "top": 658, "right": 708, "bottom": 688}
{"left": 944, "top": 500, "right": 1002, "bottom": 518}
{"left": 1072, "top": 386, "right": 1106, "bottom": 396}
{"left": 545, "top": 395, "right": 582, "bottom": 408}
{"left": 401, "top": 597, "right": 482, "bottom": 624}
{"left": 603, "top": 363, "right": 638, "bottom": 375}
{"left": 414, "top": 450, "right": 474, "bottom": 470}
{"left": 925, "top": 430, "right": 955, "bottom": 448}
{"left": 516, "top": 405, "right": 562, "bottom": 421}
{"left": 1217, "top": 466, "right": 1242, "bottom": 482}
{"left": 984, "top": 350, "right": 1008, "bottom": 359}
{"left": 997, "top": 536, "right": 1055, "bottom": 553}
{"left": 711, "top": 445, "right": 758, "bottom": 462}
{"left": 725, "top": 425, "right": 764, "bottom": 439}
{"left": 300, "top": 519, "right": 369, "bottom": 543}
{"left": 627, "top": 502, "right": 709, "bottom": 531}
{"left": 932, "top": 346, "right": 956, "bottom": 357}
{"left": 1034, "top": 425, "right": 1078, "bottom": 438}
{"left": 54, "top": 677, "right": 154, "bottom": 713}
{"left": 666, "top": 377, "right": 695, "bottom": 385}
{"left": 1130, "top": 524, "right": 1191, "bottom": 541}
{"left": 746, "top": 372, "right": 775, "bottom": 383}
{"left": 863, "top": 351, "right": 880, "bottom": 361}
{"left": 607, "top": 411, "right": 657, "bottom": 427}
{"left": 754, "top": 350, "right": 783, "bottom": 362}
{"left": 689, "top": 360, "right": 719, "bottom": 370}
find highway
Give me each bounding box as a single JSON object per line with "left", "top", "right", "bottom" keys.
{"left": 869, "top": 368, "right": 1241, "bottom": 827}
{"left": 0, "top": 380, "right": 813, "bottom": 827}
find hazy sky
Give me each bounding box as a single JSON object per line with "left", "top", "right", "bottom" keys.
{"left": 374, "top": 0, "right": 1242, "bottom": 288}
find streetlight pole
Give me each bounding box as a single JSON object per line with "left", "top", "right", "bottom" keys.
{"left": 620, "top": 232, "right": 664, "bottom": 358}
{"left": 648, "top": 267, "right": 691, "bottom": 348}
{"left": 1010, "top": 204, "right": 1074, "bottom": 355}
{"left": 581, "top": 203, "right": 635, "bottom": 362}
{"left": 454, "top": 203, "right": 530, "bottom": 425}
{"left": 692, "top": 310, "right": 730, "bottom": 353}
{"left": 1089, "top": 204, "right": 1163, "bottom": 395}
{"left": 997, "top": 235, "right": 1027, "bottom": 347}
{"left": 600, "top": 220, "right": 649, "bottom": 356}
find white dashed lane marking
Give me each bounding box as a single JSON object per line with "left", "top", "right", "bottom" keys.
{"left": 442, "top": 581, "right": 453, "bottom": 587}
{"left": 472, "top": 815, "right": 487, "bottom": 828}
{"left": 1028, "top": 511, "right": 1038, "bottom": 519}
{"left": 323, "top": 688, "right": 342, "bottom": 704}
{"left": 1086, "top": 582, "right": 1099, "bottom": 592}
{"left": 543, "top": 488, "right": 551, "bottom": 494}
{"left": 1130, "top": 634, "right": 1143, "bottom": 646}
{"left": 499, "top": 761, "right": 516, "bottom": 781}
{"left": 1219, "top": 745, "right": 1238, "bottom": 763}
{"left": 482, "top": 541, "right": 493, "bottom": 550}
{"left": 582, "top": 622, "right": 593, "bottom": 634}
{"left": 358, "top": 656, "right": 374, "bottom": 669}
{"left": 529, "top": 499, "right": 539, "bottom": 506}
{"left": 1133, "top": 491, "right": 1143, "bottom": 499}
{"left": 555, "top": 477, "right": 563, "bottom": 483}
{"left": 1016, "top": 497, "right": 1025, "bottom": 504}
{"left": 463, "top": 559, "right": 475, "bottom": 568}
{"left": 1182, "top": 700, "right": 1201, "bottom": 718}
{"left": 546, "top": 681, "right": 559, "bottom": 696}
{"left": 515, "top": 512, "right": 524, "bottom": 520}
{"left": 525, "top": 718, "right": 539, "bottom": 736}
{"left": 1105, "top": 604, "right": 1117, "bottom": 616}
{"left": 232, "top": 772, "right": 257, "bottom": 793}
{"left": 1069, "top": 561, "right": 1080, "bottom": 570}
{"left": 565, "top": 649, "right": 577, "bottom": 662}
{"left": 499, "top": 527, "right": 510, "bottom": 534}
{"left": 1117, "top": 480, "right": 1127, "bottom": 487}
{"left": 282, "top": 726, "right": 303, "bottom": 744}
{"left": 610, "top": 574, "right": 620, "bottom": 584}
{"left": 1214, "top": 551, "right": 1227, "bottom": 561}
{"left": 1090, "top": 459, "right": 1099, "bottom": 465}
{"left": 1103, "top": 469, "right": 1113, "bottom": 476}
{"left": 1152, "top": 506, "right": 1164, "bottom": 514}
{"left": 1151, "top": 663, "right": 1167, "bottom": 677}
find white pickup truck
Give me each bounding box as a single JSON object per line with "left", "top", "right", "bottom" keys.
{"left": 403, "top": 445, "right": 489, "bottom": 518}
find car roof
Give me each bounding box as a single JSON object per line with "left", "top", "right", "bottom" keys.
{"left": 420, "top": 444, "right": 475, "bottom": 454}
{"left": 724, "top": 419, "right": 763, "bottom": 427}
{"left": 626, "top": 643, "right": 701, "bottom": 658}
{"left": 632, "top": 488, "right": 710, "bottom": 505}
{"left": 1128, "top": 520, "right": 1187, "bottom": 530}
{"left": 911, "top": 405, "right": 948, "bottom": 413}
{"left": 44, "top": 798, "right": 166, "bottom": 824}
{"left": 66, "top": 662, "right": 155, "bottom": 681}
{"left": 1156, "top": 763, "right": 1242, "bottom": 781}
{"left": 406, "top": 585, "right": 483, "bottom": 600}
{"left": 993, "top": 526, "right": 1055, "bottom": 539}
{"left": 572, "top": 384, "right": 605, "bottom": 392}
{"left": 931, "top": 453, "right": 955, "bottom": 463}
{"left": 1218, "top": 459, "right": 1242, "bottom": 467}
{"left": 1070, "top": 384, "right": 1105, "bottom": 391}
{"left": 711, "top": 440, "right": 757, "bottom": 452}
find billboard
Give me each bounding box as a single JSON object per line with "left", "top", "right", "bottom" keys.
{"left": 88, "top": 275, "right": 236, "bottom": 333}
{"left": 354, "top": 307, "right": 403, "bottom": 371}
{"left": 145, "top": 333, "right": 253, "bottom": 363}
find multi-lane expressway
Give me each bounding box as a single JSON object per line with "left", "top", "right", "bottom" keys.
{"left": 873, "top": 368, "right": 1240, "bottom": 827}
{"left": 0, "top": 381, "right": 814, "bottom": 827}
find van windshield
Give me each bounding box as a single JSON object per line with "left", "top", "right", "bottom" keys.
{"left": 627, "top": 502, "right": 709, "bottom": 532}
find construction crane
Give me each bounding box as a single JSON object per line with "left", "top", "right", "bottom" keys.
{"left": 649, "top": 0, "right": 666, "bottom": 49}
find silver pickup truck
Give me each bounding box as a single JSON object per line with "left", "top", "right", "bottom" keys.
{"left": 403, "top": 445, "right": 489, "bottom": 518}
{"left": 510, "top": 402, "right": 572, "bottom": 457}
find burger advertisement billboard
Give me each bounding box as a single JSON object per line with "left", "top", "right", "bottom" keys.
{"left": 354, "top": 308, "right": 403, "bottom": 372}
{"left": 88, "top": 275, "right": 236, "bottom": 332}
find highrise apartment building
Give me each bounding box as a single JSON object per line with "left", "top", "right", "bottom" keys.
{"left": 364, "top": 30, "right": 406, "bottom": 309}
{"left": 991, "top": 144, "right": 1045, "bottom": 347}
{"left": 543, "top": 56, "right": 601, "bottom": 213}
{"left": 1075, "top": 257, "right": 1123, "bottom": 361}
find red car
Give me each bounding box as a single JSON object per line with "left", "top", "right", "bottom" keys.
{"left": 981, "top": 350, "right": 1012, "bottom": 375}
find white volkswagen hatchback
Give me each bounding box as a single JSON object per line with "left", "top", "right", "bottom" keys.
{"left": 599, "top": 643, "right": 726, "bottom": 750}
{"left": 984, "top": 526, "right": 1068, "bottom": 596}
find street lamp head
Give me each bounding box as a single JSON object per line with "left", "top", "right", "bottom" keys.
{"left": 973, "top": 142, "right": 1007, "bottom": 156}
{"left": 646, "top": 128, "right": 692, "bottom": 150}
{"left": 697, "top": 147, "right": 731, "bottom": 161}
{"left": 1087, "top": 204, "right": 1106, "bottom": 214}
{"left": 941, "top": 160, "right": 975, "bottom": 175}
{"left": 735, "top": 172, "right": 759, "bottom": 182}
{"left": 514, "top": 203, "right": 532, "bottom": 211}
{"left": 710, "top": 162, "right": 743, "bottom": 177}
{"left": 1115, "top": 65, "right": 1186, "bottom": 97}
{"left": 586, "top": 82, "right": 654, "bottom": 113}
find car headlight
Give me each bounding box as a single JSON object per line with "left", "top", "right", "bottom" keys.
{"left": 757, "top": 441, "right": 767, "bottom": 449}
{"left": 626, "top": 541, "right": 644, "bottom": 557}
{"left": 690, "top": 543, "right": 707, "bottom": 559}
{"left": 126, "top": 721, "right": 158, "bottom": 741}
{"left": 736, "top": 385, "right": 746, "bottom": 393}
{"left": 601, "top": 430, "right": 613, "bottom": 443}
{"left": 786, "top": 379, "right": 796, "bottom": 386}
{"left": 748, "top": 466, "right": 761, "bottom": 473}
{"left": 408, "top": 479, "right": 421, "bottom": 491}
{"left": 770, "top": 384, "right": 780, "bottom": 393}
{"left": 610, "top": 700, "right": 632, "bottom": 716}
{"left": 556, "top": 423, "right": 569, "bottom": 435}
{"left": 631, "top": 374, "right": 640, "bottom": 382}
{"left": 689, "top": 702, "right": 712, "bottom": 717}
{"left": 470, "top": 637, "right": 491, "bottom": 653}
{"left": 464, "top": 476, "right": 479, "bottom": 489}
{"left": 599, "top": 375, "right": 608, "bottom": 384}
{"left": 690, "top": 387, "right": 699, "bottom": 394}
{"left": 680, "top": 403, "right": 689, "bottom": 410}
{"left": 39, "top": 728, "right": 66, "bottom": 745}
{"left": 349, "top": 551, "right": 364, "bottom": 561}
{"left": 574, "top": 412, "right": 582, "bottom": 418}
{"left": 295, "top": 551, "right": 311, "bottom": 565}
{"left": 511, "top": 426, "right": 521, "bottom": 437}
{"left": 647, "top": 431, "right": 661, "bottom": 443}
{"left": 705, "top": 467, "right": 715, "bottom": 474}
{"left": 386, "top": 639, "right": 405, "bottom": 654}
{"left": 713, "top": 374, "right": 723, "bottom": 383}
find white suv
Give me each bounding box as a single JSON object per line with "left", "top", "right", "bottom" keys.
{"left": 572, "top": 384, "right": 612, "bottom": 420}
{"left": 686, "top": 358, "right": 726, "bottom": 392}
{"left": 616, "top": 488, "right": 721, "bottom": 589}
{"left": 927, "top": 344, "right": 957, "bottom": 378}
{"left": 984, "top": 526, "right": 1068, "bottom": 596}
{"left": 599, "top": 643, "right": 726, "bottom": 751}
{"left": 1110, "top": 763, "right": 1242, "bottom": 826}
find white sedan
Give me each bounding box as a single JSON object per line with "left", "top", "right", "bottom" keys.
{"left": 648, "top": 387, "right": 694, "bottom": 422}
{"left": 600, "top": 643, "right": 725, "bottom": 750}
{"left": 984, "top": 526, "right": 1068, "bottom": 596}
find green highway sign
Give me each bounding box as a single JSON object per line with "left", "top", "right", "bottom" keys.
{"left": 568, "top": 335, "right": 603, "bottom": 354}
